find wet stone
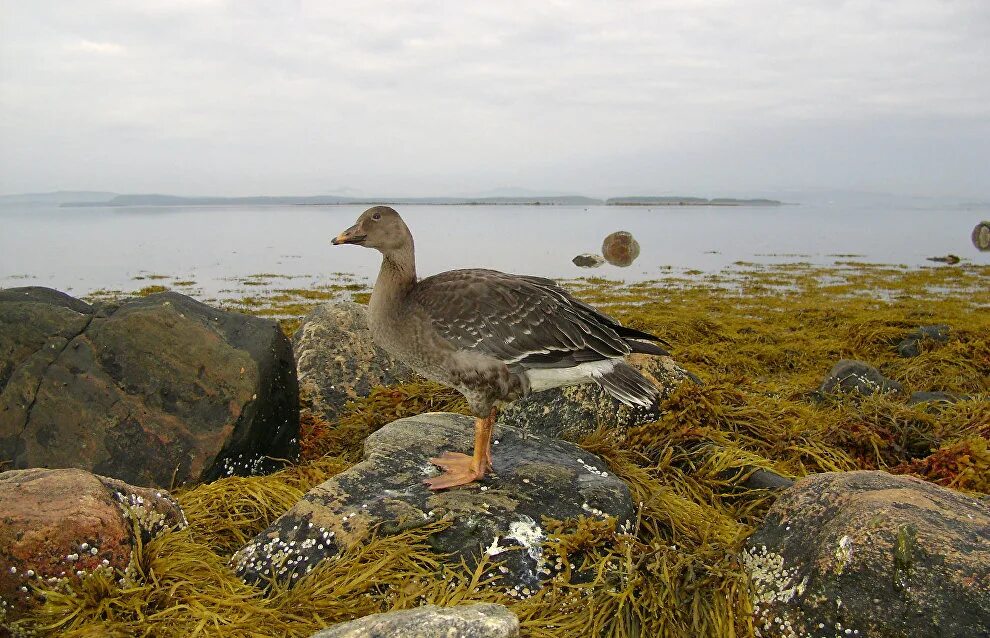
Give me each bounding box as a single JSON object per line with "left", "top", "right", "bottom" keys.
{"left": 896, "top": 324, "right": 950, "bottom": 358}
{"left": 498, "top": 354, "right": 698, "bottom": 441}
{"left": 310, "top": 603, "right": 519, "bottom": 638}
{"left": 571, "top": 253, "right": 605, "bottom": 268}
{"left": 0, "top": 468, "right": 186, "bottom": 621}
{"left": 231, "top": 413, "right": 634, "bottom": 593}
{"left": 292, "top": 302, "right": 414, "bottom": 420}
{"left": 743, "top": 470, "right": 990, "bottom": 638}
{"left": 818, "top": 359, "right": 903, "bottom": 397}
{"left": 907, "top": 391, "right": 959, "bottom": 406}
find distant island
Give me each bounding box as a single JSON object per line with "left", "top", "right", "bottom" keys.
{"left": 0, "top": 191, "right": 782, "bottom": 208}
{"left": 56, "top": 194, "right": 605, "bottom": 207}
{"left": 607, "top": 196, "right": 783, "bottom": 206}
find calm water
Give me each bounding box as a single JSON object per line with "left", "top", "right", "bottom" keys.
{"left": 1, "top": 203, "right": 987, "bottom": 298}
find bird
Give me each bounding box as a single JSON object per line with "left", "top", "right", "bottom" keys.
{"left": 332, "top": 206, "right": 670, "bottom": 490}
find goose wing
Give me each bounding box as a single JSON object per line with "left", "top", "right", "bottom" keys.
{"left": 408, "top": 269, "right": 667, "bottom": 372}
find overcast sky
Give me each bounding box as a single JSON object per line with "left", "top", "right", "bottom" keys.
{"left": 1, "top": 1, "right": 988, "bottom": 198}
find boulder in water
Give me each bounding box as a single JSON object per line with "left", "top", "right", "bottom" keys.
{"left": 601, "top": 231, "right": 640, "bottom": 267}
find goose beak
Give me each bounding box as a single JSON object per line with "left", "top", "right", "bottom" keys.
{"left": 332, "top": 223, "right": 366, "bottom": 246}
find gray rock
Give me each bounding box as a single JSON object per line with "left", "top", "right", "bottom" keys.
{"left": 571, "top": 253, "right": 605, "bottom": 268}
{"left": 0, "top": 287, "right": 299, "bottom": 487}
{"left": 818, "top": 359, "right": 903, "bottom": 396}
{"left": 744, "top": 470, "right": 990, "bottom": 638}
{"left": 907, "top": 391, "right": 958, "bottom": 406}
{"left": 232, "top": 413, "right": 634, "bottom": 592}
{"left": 498, "top": 354, "right": 698, "bottom": 440}
{"left": 897, "top": 324, "right": 950, "bottom": 358}
{"left": 293, "top": 302, "right": 414, "bottom": 419}
{"left": 310, "top": 603, "right": 518, "bottom": 638}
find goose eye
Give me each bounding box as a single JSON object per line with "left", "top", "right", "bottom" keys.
{"left": 372, "top": 212, "right": 381, "bottom": 221}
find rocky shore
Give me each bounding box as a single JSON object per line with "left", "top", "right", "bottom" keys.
{"left": 1, "top": 260, "right": 987, "bottom": 637}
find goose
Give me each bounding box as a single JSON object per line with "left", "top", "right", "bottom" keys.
{"left": 332, "top": 206, "right": 669, "bottom": 489}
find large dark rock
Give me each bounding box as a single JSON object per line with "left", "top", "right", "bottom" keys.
{"left": 0, "top": 468, "right": 185, "bottom": 621}
{"left": 0, "top": 287, "right": 298, "bottom": 487}
{"left": 310, "top": 603, "right": 519, "bottom": 638}
{"left": 231, "top": 413, "right": 634, "bottom": 593}
{"left": 818, "top": 359, "right": 903, "bottom": 397}
{"left": 896, "top": 325, "right": 950, "bottom": 358}
{"left": 498, "top": 354, "right": 697, "bottom": 440}
{"left": 293, "top": 302, "right": 414, "bottom": 420}
{"left": 743, "top": 470, "right": 990, "bottom": 638}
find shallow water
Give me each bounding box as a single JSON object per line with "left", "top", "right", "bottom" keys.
{"left": 1, "top": 202, "right": 987, "bottom": 298}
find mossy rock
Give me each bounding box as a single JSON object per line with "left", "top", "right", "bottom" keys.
{"left": 232, "top": 413, "right": 634, "bottom": 593}
{"left": 744, "top": 470, "right": 990, "bottom": 638}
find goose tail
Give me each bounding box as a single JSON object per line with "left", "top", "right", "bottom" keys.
{"left": 592, "top": 361, "right": 659, "bottom": 408}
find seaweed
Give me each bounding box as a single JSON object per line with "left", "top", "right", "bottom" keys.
{"left": 11, "top": 261, "right": 989, "bottom": 637}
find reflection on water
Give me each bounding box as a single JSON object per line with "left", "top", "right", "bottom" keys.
{"left": 1, "top": 203, "right": 987, "bottom": 299}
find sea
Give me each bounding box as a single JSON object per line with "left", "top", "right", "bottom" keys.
{"left": 1, "top": 202, "right": 988, "bottom": 299}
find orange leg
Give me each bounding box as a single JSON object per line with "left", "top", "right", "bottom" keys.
{"left": 424, "top": 408, "right": 497, "bottom": 490}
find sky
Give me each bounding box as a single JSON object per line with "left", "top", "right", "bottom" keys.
{"left": 1, "top": 0, "right": 988, "bottom": 199}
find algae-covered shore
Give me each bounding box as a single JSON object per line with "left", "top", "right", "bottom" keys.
{"left": 8, "top": 261, "right": 990, "bottom": 638}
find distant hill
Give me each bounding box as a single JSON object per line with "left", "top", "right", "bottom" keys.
{"left": 607, "top": 196, "right": 783, "bottom": 206}
{"left": 0, "top": 190, "right": 119, "bottom": 205}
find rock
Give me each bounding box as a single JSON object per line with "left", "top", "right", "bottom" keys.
{"left": 907, "top": 391, "right": 959, "bottom": 406}
{"left": 498, "top": 354, "right": 697, "bottom": 440}
{"left": 601, "top": 231, "right": 640, "bottom": 267}
{"left": 0, "top": 287, "right": 299, "bottom": 487}
{"left": 897, "top": 324, "right": 950, "bottom": 358}
{"left": 293, "top": 302, "right": 414, "bottom": 420}
{"left": 571, "top": 253, "right": 605, "bottom": 268}
{"left": 0, "top": 468, "right": 185, "bottom": 620}
{"left": 925, "top": 254, "right": 961, "bottom": 264}
{"left": 232, "top": 413, "right": 634, "bottom": 591}
{"left": 818, "top": 359, "right": 903, "bottom": 397}
{"left": 973, "top": 221, "right": 990, "bottom": 251}
{"left": 310, "top": 603, "right": 519, "bottom": 638}
{"left": 743, "top": 470, "right": 990, "bottom": 638}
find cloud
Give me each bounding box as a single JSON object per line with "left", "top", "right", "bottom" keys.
{"left": 68, "top": 40, "right": 125, "bottom": 55}
{"left": 0, "top": 0, "right": 988, "bottom": 197}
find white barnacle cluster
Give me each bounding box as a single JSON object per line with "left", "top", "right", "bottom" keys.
{"left": 4, "top": 537, "right": 123, "bottom": 609}
{"left": 229, "top": 522, "right": 337, "bottom": 582}
{"left": 742, "top": 544, "right": 810, "bottom": 638}
{"left": 113, "top": 490, "right": 187, "bottom": 537}
{"left": 221, "top": 453, "right": 270, "bottom": 477}
{"left": 576, "top": 457, "right": 609, "bottom": 478}
{"left": 580, "top": 502, "right": 610, "bottom": 519}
